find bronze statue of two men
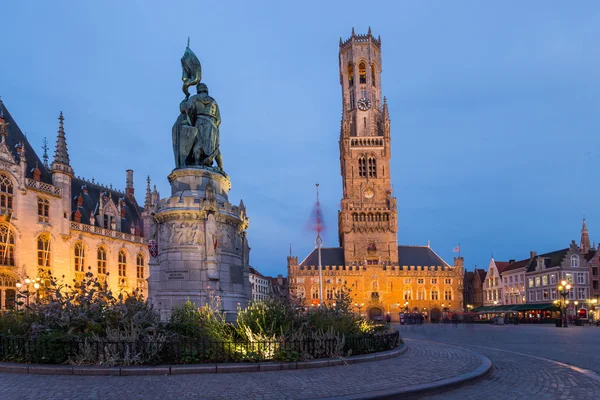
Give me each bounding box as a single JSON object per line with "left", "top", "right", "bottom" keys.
{"left": 172, "top": 43, "right": 223, "bottom": 171}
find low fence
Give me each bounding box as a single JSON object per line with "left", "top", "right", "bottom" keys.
{"left": 0, "top": 331, "right": 400, "bottom": 365}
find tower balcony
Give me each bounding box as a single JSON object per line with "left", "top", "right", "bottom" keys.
{"left": 350, "top": 137, "right": 384, "bottom": 148}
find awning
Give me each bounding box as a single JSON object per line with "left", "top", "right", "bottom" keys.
{"left": 471, "top": 303, "right": 558, "bottom": 313}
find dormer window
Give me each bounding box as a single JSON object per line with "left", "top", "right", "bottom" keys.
{"left": 537, "top": 258, "right": 544, "bottom": 271}
{"left": 571, "top": 255, "right": 579, "bottom": 267}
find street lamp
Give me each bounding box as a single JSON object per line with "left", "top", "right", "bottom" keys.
{"left": 354, "top": 302, "right": 364, "bottom": 315}
{"left": 558, "top": 280, "right": 571, "bottom": 328}
{"left": 404, "top": 301, "right": 409, "bottom": 312}
{"left": 15, "top": 278, "right": 41, "bottom": 308}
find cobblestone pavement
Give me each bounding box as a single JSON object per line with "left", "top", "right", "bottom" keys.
{"left": 399, "top": 324, "right": 600, "bottom": 400}
{"left": 0, "top": 341, "right": 482, "bottom": 400}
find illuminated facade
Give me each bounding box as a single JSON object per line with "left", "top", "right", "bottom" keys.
{"left": 0, "top": 100, "right": 149, "bottom": 309}
{"left": 288, "top": 29, "right": 464, "bottom": 321}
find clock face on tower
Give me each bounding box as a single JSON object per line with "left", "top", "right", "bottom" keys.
{"left": 357, "top": 98, "right": 371, "bottom": 111}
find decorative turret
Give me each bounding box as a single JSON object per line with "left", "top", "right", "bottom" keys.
{"left": 580, "top": 217, "right": 591, "bottom": 254}
{"left": 51, "top": 112, "right": 74, "bottom": 177}
{"left": 50, "top": 112, "right": 73, "bottom": 235}
{"left": 144, "top": 176, "right": 152, "bottom": 209}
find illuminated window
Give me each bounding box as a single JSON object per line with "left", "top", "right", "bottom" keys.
{"left": 118, "top": 250, "right": 127, "bottom": 277}
{"left": 37, "top": 234, "right": 51, "bottom": 274}
{"left": 417, "top": 288, "right": 425, "bottom": 300}
{"left": 312, "top": 288, "right": 319, "bottom": 299}
{"left": 74, "top": 242, "right": 85, "bottom": 272}
{"left": 431, "top": 289, "right": 439, "bottom": 301}
{"left": 136, "top": 253, "right": 144, "bottom": 279}
{"left": 404, "top": 290, "right": 412, "bottom": 300}
{"left": 359, "top": 62, "right": 366, "bottom": 84}
{"left": 326, "top": 287, "right": 333, "bottom": 300}
{"left": 0, "top": 224, "right": 15, "bottom": 267}
{"left": 0, "top": 174, "right": 13, "bottom": 214}
{"left": 37, "top": 197, "right": 50, "bottom": 223}
{"left": 444, "top": 289, "right": 452, "bottom": 301}
{"left": 97, "top": 246, "right": 107, "bottom": 275}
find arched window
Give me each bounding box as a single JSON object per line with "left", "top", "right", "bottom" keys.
{"left": 368, "top": 157, "right": 377, "bottom": 177}
{"left": 444, "top": 289, "right": 452, "bottom": 301}
{"left": 358, "top": 156, "right": 366, "bottom": 177}
{"left": 118, "top": 250, "right": 127, "bottom": 277}
{"left": 404, "top": 290, "right": 412, "bottom": 300}
{"left": 0, "top": 224, "right": 15, "bottom": 267}
{"left": 0, "top": 273, "right": 17, "bottom": 310}
{"left": 359, "top": 62, "right": 366, "bottom": 84}
{"left": 348, "top": 64, "right": 354, "bottom": 87}
{"left": 326, "top": 287, "right": 333, "bottom": 300}
{"left": 417, "top": 288, "right": 425, "bottom": 300}
{"left": 431, "top": 288, "right": 439, "bottom": 301}
{"left": 74, "top": 242, "right": 85, "bottom": 272}
{"left": 571, "top": 255, "right": 579, "bottom": 267}
{"left": 37, "top": 234, "right": 51, "bottom": 274}
{"left": 136, "top": 253, "right": 144, "bottom": 279}
{"left": 297, "top": 286, "right": 305, "bottom": 299}
{"left": 0, "top": 173, "right": 14, "bottom": 214}
{"left": 312, "top": 288, "right": 319, "bottom": 299}
{"left": 371, "top": 64, "right": 376, "bottom": 87}
{"left": 97, "top": 246, "right": 107, "bottom": 275}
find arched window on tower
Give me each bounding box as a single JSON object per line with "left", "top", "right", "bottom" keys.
{"left": 0, "top": 224, "right": 15, "bottom": 267}
{"left": 359, "top": 62, "right": 366, "bottom": 84}
{"left": 74, "top": 242, "right": 85, "bottom": 273}
{"left": 348, "top": 64, "right": 354, "bottom": 87}
{"left": 37, "top": 234, "right": 51, "bottom": 275}
{"left": 371, "top": 64, "right": 376, "bottom": 87}
{"left": 97, "top": 246, "right": 107, "bottom": 275}
{"left": 368, "top": 157, "right": 377, "bottom": 177}
{"left": 0, "top": 173, "right": 14, "bottom": 214}
{"left": 358, "top": 156, "right": 366, "bottom": 177}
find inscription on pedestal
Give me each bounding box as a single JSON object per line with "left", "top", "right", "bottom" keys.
{"left": 164, "top": 269, "right": 190, "bottom": 280}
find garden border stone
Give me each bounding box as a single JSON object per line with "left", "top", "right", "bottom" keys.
{"left": 0, "top": 343, "right": 406, "bottom": 376}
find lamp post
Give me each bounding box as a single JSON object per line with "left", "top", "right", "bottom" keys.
{"left": 15, "top": 278, "right": 41, "bottom": 308}
{"left": 558, "top": 280, "right": 571, "bottom": 328}
{"left": 404, "top": 301, "right": 409, "bottom": 312}
{"left": 354, "top": 302, "right": 364, "bottom": 315}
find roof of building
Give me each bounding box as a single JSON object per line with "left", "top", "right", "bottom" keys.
{"left": 584, "top": 249, "right": 596, "bottom": 262}
{"left": 464, "top": 271, "right": 474, "bottom": 286}
{"left": 526, "top": 248, "right": 569, "bottom": 272}
{"left": 249, "top": 267, "right": 266, "bottom": 278}
{"left": 299, "top": 245, "right": 451, "bottom": 268}
{"left": 1, "top": 100, "right": 144, "bottom": 236}
{"left": 0, "top": 99, "right": 52, "bottom": 183}
{"left": 475, "top": 268, "right": 486, "bottom": 282}
{"left": 494, "top": 261, "right": 511, "bottom": 273}
{"left": 501, "top": 258, "right": 531, "bottom": 273}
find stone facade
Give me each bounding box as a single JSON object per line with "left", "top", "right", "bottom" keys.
{"left": 0, "top": 100, "right": 148, "bottom": 310}
{"left": 249, "top": 267, "right": 271, "bottom": 302}
{"left": 147, "top": 168, "right": 250, "bottom": 321}
{"left": 288, "top": 28, "right": 463, "bottom": 322}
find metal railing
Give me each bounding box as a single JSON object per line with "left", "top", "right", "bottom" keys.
{"left": 0, "top": 331, "right": 399, "bottom": 365}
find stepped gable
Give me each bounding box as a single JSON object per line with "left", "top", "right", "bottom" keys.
{"left": 526, "top": 248, "right": 569, "bottom": 272}
{"left": 71, "top": 177, "right": 143, "bottom": 235}
{"left": 0, "top": 100, "right": 52, "bottom": 183}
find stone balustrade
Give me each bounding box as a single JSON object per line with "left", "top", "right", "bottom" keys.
{"left": 70, "top": 222, "right": 146, "bottom": 244}
{"left": 25, "top": 179, "right": 62, "bottom": 197}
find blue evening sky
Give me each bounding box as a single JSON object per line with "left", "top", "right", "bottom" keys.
{"left": 1, "top": 1, "right": 599, "bottom": 276}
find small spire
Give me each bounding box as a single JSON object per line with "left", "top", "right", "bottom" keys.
{"left": 289, "top": 243, "right": 293, "bottom": 257}
{"left": 52, "top": 111, "right": 71, "bottom": 166}
{"left": 145, "top": 175, "right": 152, "bottom": 207}
{"left": 351, "top": 27, "right": 355, "bottom": 36}
{"left": 187, "top": 37, "right": 190, "bottom": 48}
{"left": 580, "top": 216, "right": 591, "bottom": 254}
{"left": 368, "top": 26, "right": 372, "bottom": 35}
{"left": 42, "top": 137, "right": 49, "bottom": 168}
{"left": 339, "top": 37, "right": 343, "bottom": 46}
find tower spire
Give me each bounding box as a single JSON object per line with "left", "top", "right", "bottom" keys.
{"left": 42, "top": 137, "right": 49, "bottom": 168}
{"left": 145, "top": 175, "right": 152, "bottom": 207}
{"left": 53, "top": 112, "right": 71, "bottom": 166}
{"left": 580, "top": 217, "right": 591, "bottom": 254}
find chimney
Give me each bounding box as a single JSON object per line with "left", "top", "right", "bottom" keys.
{"left": 126, "top": 169, "right": 134, "bottom": 197}
{"left": 530, "top": 251, "right": 536, "bottom": 259}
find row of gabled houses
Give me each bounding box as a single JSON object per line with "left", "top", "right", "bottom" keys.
{"left": 463, "top": 219, "right": 600, "bottom": 320}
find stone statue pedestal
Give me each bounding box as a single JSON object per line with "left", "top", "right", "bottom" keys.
{"left": 149, "top": 167, "right": 250, "bottom": 322}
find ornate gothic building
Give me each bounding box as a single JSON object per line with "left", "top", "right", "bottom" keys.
{"left": 288, "top": 29, "right": 464, "bottom": 321}
{"left": 0, "top": 99, "right": 150, "bottom": 310}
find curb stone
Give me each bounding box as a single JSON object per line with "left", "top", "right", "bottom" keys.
{"left": 322, "top": 340, "right": 492, "bottom": 400}
{"left": 0, "top": 343, "right": 406, "bottom": 376}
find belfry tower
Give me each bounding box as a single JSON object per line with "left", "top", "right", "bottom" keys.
{"left": 338, "top": 28, "right": 398, "bottom": 266}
